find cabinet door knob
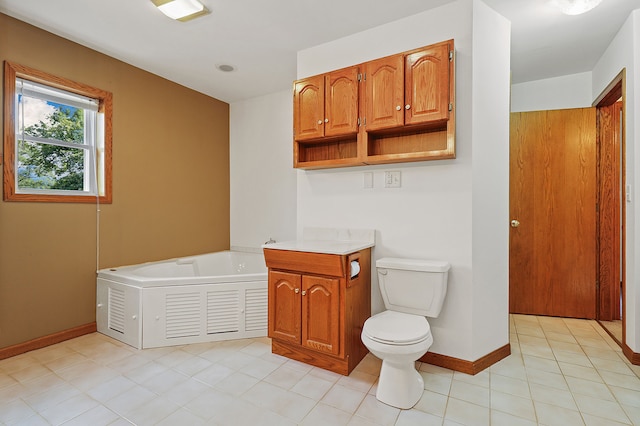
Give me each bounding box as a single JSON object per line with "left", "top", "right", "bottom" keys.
{"left": 301, "top": 290, "right": 307, "bottom": 296}
{"left": 324, "top": 118, "right": 329, "bottom": 123}
{"left": 405, "top": 104, "right": 411, "bottom": 110}
{"left": 317, "top": 120, "right": 323, "bottom": 125}
{"left": 511, "top": 219, "right": 520, "bottom": 228}
{"left": 396, "top": 105, "right": 402, "bottom": 111}
{"left": 295, "top": 288, "right": 299, "bottom": 294}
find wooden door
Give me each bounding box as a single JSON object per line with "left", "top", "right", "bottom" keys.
{"left": 365, "top": 54, "right": 404, "bottom": 131}
{"left": 598, "top": 101, "right": 623, "bottom": 321}
{"left": 294, "top": 75, "right": 324, "bottom": 140}
{"left": 325, "top": 67, "right": 359, "bottom": 137}
{"left": 301, "top": 275, "right": 341, "bottom": 356}
{"left": 268, "top": 270, "right": 301, "bottom": 343}
{"left": 510, "top": 108, "right": 597, "bottom": 318}
{"left": 405, "top": 41, "right": 451, "bottom": 126}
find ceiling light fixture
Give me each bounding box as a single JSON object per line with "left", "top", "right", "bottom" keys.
{"left": 151, "top": 0, "right": 210, "bottom": 22}
{"left": 550, "top": 0, "right": 603, "bottom": 15}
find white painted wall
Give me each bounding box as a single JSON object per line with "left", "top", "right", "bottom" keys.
{"left": 592, "top": 10, "right": 639, "bottom": 352}
{"left": 511, "top": 72, "right": 593, "bottom": 112}
{"left": 470, "top": 0, "right": 511, "bottom": 360}
{"left": 229, "top": 90, "right": 297, "bottom": 252}
{"left": 296, "top": 0, "right": 510, "bottom": 361}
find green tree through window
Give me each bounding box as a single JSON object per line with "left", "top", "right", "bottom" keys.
{"left": 18, "top": 106, "right": 86, "bottom": 191}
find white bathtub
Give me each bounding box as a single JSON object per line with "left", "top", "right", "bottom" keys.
{"left": 96, "top": 251, "right": 268, "bottom": 349}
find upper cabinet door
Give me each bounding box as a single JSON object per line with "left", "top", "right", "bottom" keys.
{"left": 365, "top": 54, "right": 404, "bottom": 131}
{"left": 294, "top": 75, "right": 325, "bottom": 141}
{"left": 405, "top": 41, "right": 451, "bottom": 126}
{"left": 324, "top": 67, "right": 359, "bottom": 137}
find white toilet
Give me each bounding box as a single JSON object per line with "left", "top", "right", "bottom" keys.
{"left": 361, "top": 257, "right": 450, "bottom": 409}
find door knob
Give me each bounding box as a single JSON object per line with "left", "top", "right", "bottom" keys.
{"left": 511, "top": 220, "right": 520, "bottom": 228}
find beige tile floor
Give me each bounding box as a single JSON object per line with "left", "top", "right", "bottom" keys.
{"left": 1, "top": 314, "right": 640, "bottom": 425}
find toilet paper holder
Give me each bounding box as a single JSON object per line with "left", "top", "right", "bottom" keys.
{"left": 347, "top": 254, "right": 361, "bottom": 287}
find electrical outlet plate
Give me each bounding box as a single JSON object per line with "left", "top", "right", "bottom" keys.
{"left": 384, "top": 171, "right": 401, "bottom": 188}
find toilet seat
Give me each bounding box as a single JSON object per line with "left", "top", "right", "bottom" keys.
{"left": 363, "top": 310, "right": 431, "bottom": 345}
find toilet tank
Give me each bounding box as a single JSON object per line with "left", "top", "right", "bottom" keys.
{"left": 376, "top": 257, "right": 450, "bottom": 317}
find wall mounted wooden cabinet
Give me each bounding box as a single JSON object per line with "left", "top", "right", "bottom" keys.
{"left": 294, "top": 39, "right": 455, "bottom": 169}
{"left": 264, "top": 248, "right": 371, "bottom": 375}
{"left": 293, "top": 66, "right": 360, "bottom": 168}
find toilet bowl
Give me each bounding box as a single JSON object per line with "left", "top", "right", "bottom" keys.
{"left": 361, "top": 310, "right": 433, "bottom": 408}
{"left": 361, "top": 257, "right": 449, "bottom": 409}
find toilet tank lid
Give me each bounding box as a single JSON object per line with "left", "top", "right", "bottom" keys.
{"left": 376, "top": 257, "right": 450, "bottom": 272}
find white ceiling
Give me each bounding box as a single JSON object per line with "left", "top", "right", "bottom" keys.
{"left": 1, "top": 0, "right": 639, "bottom": 103}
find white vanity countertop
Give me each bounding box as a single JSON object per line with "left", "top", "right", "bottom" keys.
{"left": 262, "top": 227, "right": 375, "bottom": 255}
{"left": 263, "top": 239, "right": 374, "bottom": 255}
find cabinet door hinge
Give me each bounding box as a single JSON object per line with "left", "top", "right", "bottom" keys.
{"left": 449, "top": 50, "right": 454, "bottom": 61}
{"left": 448, "top": 103, "right": 453, "bottom": 112}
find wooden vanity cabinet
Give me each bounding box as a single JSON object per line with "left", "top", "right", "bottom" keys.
{"left": 264, "top": 248, "right": 371, "bottom": 375}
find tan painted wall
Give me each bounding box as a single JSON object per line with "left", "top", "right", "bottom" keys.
{"left": 0, "top": 13, "right": 230, "bottom": 348}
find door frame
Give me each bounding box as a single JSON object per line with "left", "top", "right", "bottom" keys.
{"left": 594, "top": 69, "right": 626, "bottom": 347}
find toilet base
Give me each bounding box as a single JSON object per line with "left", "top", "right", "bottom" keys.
{"left": 376, "top": 359, "right": 424, "bottom": 409}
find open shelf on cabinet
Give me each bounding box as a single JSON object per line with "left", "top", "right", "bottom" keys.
{"left": 294, "top": 136, "right": 361, "bottom": 169}
{"left": 364, "top": 121, "right": 454, "bottom": 164}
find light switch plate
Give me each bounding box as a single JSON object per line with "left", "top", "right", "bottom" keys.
{"left": 363, "top": 172, "right": 373, "bottom": 189}
{"left": 384, "top": 171, "right": 401, "bottom": 188}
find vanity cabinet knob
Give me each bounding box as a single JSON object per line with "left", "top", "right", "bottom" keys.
{"left": 405, "top": 104, "right": 411, "bottom": 110}
{"left": 396, "top": 105, "right": 402, "bottom": 111}
{"left": 324, "top": 118, "right": 329, "bottom": 123}
{"left": 301, "top": 290, "right": 307, "bottom": 296}
{"left": 295, "top": 288, "right": 299, "bottom": 294}
{"left": 317, "top": 120, "right": 323, "bottom": 125}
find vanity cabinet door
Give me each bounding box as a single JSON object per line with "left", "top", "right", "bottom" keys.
{"left": 301, "top": 275, "right": 341, "bottom": 356}
{"left": 268, "top": 270, "right": 301, "bottom": 343}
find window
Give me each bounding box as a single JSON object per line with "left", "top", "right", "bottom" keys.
{"left": 3, "top": 61, "right": 112, "bottom": 203}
